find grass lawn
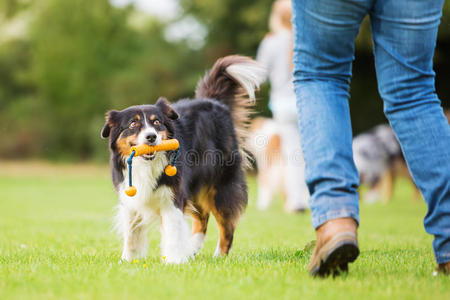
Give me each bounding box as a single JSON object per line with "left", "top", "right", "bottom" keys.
{"left": 0, "top": 161, "right": 448, "bottom": 299}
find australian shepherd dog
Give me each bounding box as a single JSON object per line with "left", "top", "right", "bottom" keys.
{"left": 101, "top": 56, "right": 266, "bottom": 263}
{"left": 352, "top": 124, "right": 419, "bottom": 203}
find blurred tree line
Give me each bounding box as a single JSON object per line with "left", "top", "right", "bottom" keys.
{"left": 0, "top": 0, "right": 449, "bottom": 161}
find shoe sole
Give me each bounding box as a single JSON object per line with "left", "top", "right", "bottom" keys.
{"left": 310, "top": 240, "right": 359, "bottom": 277}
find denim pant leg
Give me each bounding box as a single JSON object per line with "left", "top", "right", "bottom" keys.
{"left": 370, "top": 0, "right": 450, "bottom": 264}
{"left": 291, "top": 0, "right": 372, "bottom": 229}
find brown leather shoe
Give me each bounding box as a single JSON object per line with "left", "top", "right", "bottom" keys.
{"left": 309, "top": 217, "right": 359, "bottom": 277}
{"left": 434, "top": 262, "right": 450, "bottom": 276}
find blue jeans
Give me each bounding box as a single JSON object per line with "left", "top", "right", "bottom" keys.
{"left": 292, "top": 0, "right": 450, "bottom": 264}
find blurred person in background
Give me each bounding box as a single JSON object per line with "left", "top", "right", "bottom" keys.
{"left": 254, "top": 0, "right": 309, "bottom": 213}
{"left": 291, "top": 0, "right": 450, "bottom": 276}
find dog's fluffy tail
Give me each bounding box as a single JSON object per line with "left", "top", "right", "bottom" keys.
{"left": 195, "top": 55, "right": 266, "bottom": 168}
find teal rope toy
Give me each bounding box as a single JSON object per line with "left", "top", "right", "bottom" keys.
{"left": 126, "top": 150, "right": 136, "bottom": 189}
{"left": 125, "top": 139, "right": 180, "bottom": 197}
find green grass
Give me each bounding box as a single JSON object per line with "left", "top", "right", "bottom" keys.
{"left": 0, "top": 162, "right": 448, "bottom": 299}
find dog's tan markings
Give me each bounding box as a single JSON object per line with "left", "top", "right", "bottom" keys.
{"left": 116, "top": 133, "right": 138, "bottom": 157}
{"left": 266, "top": 133, "right": 282, "bottom": 166}
{"left": 249, "top": 117, "right": 266, "bottom": 132}
{"left": 190, "top": 187, "right": 215, "bottom": 235}
{"left": 190, "top": 186, "right": 240, "bottom": 255}
{"left": 150, "top": 114, "right": 156, "bottom": 121}
{"left": 192, "top": 214, "right": 209, "bottom": 236}
{"left": 158, "top": 130, "right": 168, "bottom": 140}
{"left": 211, "top": 204, "right": 237, "bottom": 255}
{"left": 135, "top": 114, "right": 141, "bottom": 120}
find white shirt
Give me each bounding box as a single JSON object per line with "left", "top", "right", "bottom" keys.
{"left": 257, "top": 29, "right": 297, "bottom": 121}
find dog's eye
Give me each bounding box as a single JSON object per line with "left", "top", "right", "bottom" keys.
{"left": 153, "top": 120, "right": 160, "bottom": 126}
{"left": 129, "top": 121, "right": 138, "bottom": 129}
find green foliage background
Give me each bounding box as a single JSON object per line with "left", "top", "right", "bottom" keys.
{"left": 0, "top": 0, "right": 449, "bottom": 160}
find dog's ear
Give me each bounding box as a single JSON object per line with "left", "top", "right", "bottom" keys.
{"left": 156, "top": 97, "right": 179, "bottom": 120}
{"left": 101, "top": 110, "right": 120, "bottom": 138}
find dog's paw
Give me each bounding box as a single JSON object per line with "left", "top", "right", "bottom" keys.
{"left": 213, "top": 242, "right": 229, "bottom": 258}
{"left": 191, "top": 233, "right": 206, "bottom": 254}
{"left": 213, "top": 251, "right": 223, "bottom": 258}
{"left": 121, "top": 251, "right": 139, "bottom": 262}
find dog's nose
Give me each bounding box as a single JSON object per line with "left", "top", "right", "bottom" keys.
{"left": 146, "top": 133, "right": 157, "bottom": 143}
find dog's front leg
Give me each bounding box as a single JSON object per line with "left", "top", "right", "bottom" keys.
{"left": 117, "top": 207, "right": 149, "bottom": 261}
{"left": 160, "top": 205, "right": 194, "bottom": 264}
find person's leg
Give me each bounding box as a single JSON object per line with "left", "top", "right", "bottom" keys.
{"left": 292, "top": 0, "right": 371, "bottom": 230}
{"left": 370, "top": 0, "right": 450, "bottom": 266}
{"left": 291, "top": 0, "right": 372, "bottom": 276}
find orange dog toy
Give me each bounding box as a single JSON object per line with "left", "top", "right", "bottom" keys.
{"left": 130, "top": 139, "right": 179, "bottom": 156}
{"left": 125, "top": 139, "right": 180, "bottom": 197}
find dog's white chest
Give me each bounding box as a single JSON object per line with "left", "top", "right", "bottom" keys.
{"left": 118, "top": 153, "right": 172, "bottom": 211}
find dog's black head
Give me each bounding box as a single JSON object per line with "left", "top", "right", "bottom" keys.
{"left": 101, "top": 97, "right": 178, "bottom": 161}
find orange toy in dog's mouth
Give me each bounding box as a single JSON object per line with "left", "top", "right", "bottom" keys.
{"left": 125, "top": 139, "right": 180, "bottom": 197}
